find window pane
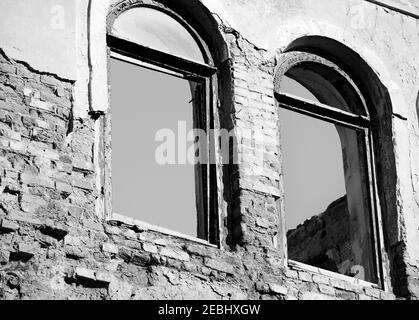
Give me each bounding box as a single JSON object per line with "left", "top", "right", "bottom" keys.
{"left": 279, "top": 76, "right": 319, "bottom": 104}
{"left": 110, "top": 57, "right": 200, "bottom": 238}
{"left": 280, "top": 70, "right": 368, "bottom": 117}
{"left": 280, "top": 107, "right": 346, "bottom": 231}
{"left": 112, "top": 7, "right": 205, "bottom": 63}
{"left": 281, "top": 107, "right": 377, "bottom": 283}
{"left": 280, "top": 78, "right": 377, "bottom": 283}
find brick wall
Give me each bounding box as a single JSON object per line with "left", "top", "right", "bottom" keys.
{"left": 287, "top": 196, "right": 353, "bottom": 275}
{"left": 0, "top": 25, "right": 398, "bottom": 300}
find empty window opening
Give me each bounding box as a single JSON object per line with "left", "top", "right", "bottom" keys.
{"left": 278, "top": 73, "right": 379, "bottom": 284}
{"left": 108, "top": 5, "right": 218, "bottom": 243}
{"left": 280, "top": 77, "right": 346, "bottom": 231}
{"left": 111, "top": 58, "right": 199, "bottom": 237}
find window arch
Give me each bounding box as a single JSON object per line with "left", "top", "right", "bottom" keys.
{"left": 275, "top": 51, "right": 388, "bottom": 288}
{"left": 104, "top": 1, "right": 222, "bottom": 245}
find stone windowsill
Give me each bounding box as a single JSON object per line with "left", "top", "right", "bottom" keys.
{"left": 108, "top": 213, "right": 219, "bottom": 249}
{"left": 288, "top": 259, "right": 383, "bottom": 290}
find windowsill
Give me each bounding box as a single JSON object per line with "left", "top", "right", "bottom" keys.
{"left": 108, "top": 213, "right": 219, "bottom": 248}
{"left": 288, "top": 260, "right": 382, "bottom": 290}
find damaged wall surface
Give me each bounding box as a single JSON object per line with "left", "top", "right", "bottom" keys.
{"left": 0, "top": 0, "right": 419, "bottom": 300}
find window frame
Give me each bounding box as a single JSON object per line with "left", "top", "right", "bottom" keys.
{"left": 104, "top": 5, "right": 220, "bottom": 246}
{"left": 274, "top": 52, "right": 389, "bottom": 291}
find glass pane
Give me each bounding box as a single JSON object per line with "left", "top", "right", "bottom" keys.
{"left": 279, "top": 76, "right": 319, "bottom": 103}
{"left": 110, "top": 57, "right": 200, "bottom": 238}
{"left": 112, "top": 7, "right": 205, "bottom": 63}
{"left": 280, "top": 69, "right": 368, "bottom": 117}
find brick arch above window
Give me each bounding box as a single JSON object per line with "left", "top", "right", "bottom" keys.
{"left": 273, "top": 47, "right": 401, "bottom": 292}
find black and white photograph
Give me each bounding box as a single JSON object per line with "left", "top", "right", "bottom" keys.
{"left": 0, "top": 0, "right": 419, "bottom": 309}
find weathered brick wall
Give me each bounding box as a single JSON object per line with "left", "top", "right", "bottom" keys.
{"left": 0, "top": 25, "right": 397, "bottom": 299}
{"left": 287, "top": 196, "right": 352, "bottom": 275}
{"left": 0, "top": 49, "right": 98, "bottom": 299}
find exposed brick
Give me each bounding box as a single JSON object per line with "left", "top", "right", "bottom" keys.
{"left": 364, "top": 287, "right": 381, "bottom": 299}
{"left": 29, "top": 98, "right": 55, "bottom": 112}
{"left": 72, "top": 178, "right": 94, "bottom": 191}
{"left": 153, "top": 238, "right": 168, "bottom": 246}
{"left": 65, "top": 246, "right": 88, "bottom": 259}
{"left": 204, "top": 257, "right": 234, "bottom": 274}
{"left": 20, "top": 194, "right": 47, "bottom": 212}
{"left": 142, "top": 242, "right": 158, "bottom": 254}
{"left": 0, "top": 250, "right": 10, "bottom": 264}
{"left": 380, "top": 291, "right": 396, "bottom": 300}
{"left": 55, "top": 181, "right": 73, "bottom": 193}
{"left": 95, "top": 272, "right": 113, "bottom": 284}
{"left": 318, "top": 284, "right": 336, "bottom": 296}
{"left": 40, "top": 75, "right": 63, "bottom": 88}
{"left": 72, "top": 158, "right": 94, "bottom": 172}
{"left": 335, "top": 289, "right": 356, "bottom": 300}
{"left": 255, "top": 281, "right": 270, "bottom": 293}
{"left": 75, "top": 267, "right": 96, "bottom": 281}
{"left": 300, "top": 292, "right": 335, "bottom": 300}
{"left": 20, "top": 173, "right": 54, "bottom": 189}
{"left": 358, "top": 294, "right": 373, "bottom": 300}
{"left": 298, "top": 271, "right": 312, "bottom": 282}
{"left": 104, "top": 225, "right": 121, "bottom": 236}
{"left": 8, "top": 211, "right": 43, "bottom": 226}
{"left": 122, "top": 229, "right": 137, "bottom": 239}
{"left": 0, "top": 63, "right": 16, "bottom": 74}
{"left": 312, "top": 274, "right": 331, "bottom": 285}
{"left": 160, "top": 248, "right": 190, "bottom": 262}
{"left": 82, "top": 219, "right": 104, "bottom": 233}
{"left": 9, "top": 140, "right": 25, "bottom": 152}
{"left": 269, "top": 283, "right": 288, "bottom": 295}
{"left": 285, "top": 269, "right": 299, "bottom": 280}
{"left": 102, "top": 242, "right": 119, "bottom": 255}
{"left": 0, "top": 8, "right": 412, "bottom": 301}
{"left": 17, "top": 242, "right": 38, "bottom": 256}
{"left": 184, "top": 244, "right": 211, "bottom": 257}
{"left": 0, "top": 219, "right": 19, "bottom": 232}
{"left": 330, "top": 278, "right": 347, "bottom": 290}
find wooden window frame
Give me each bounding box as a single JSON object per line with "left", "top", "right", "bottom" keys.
{"left": 276, "top": 91, "right": 387, "bottom": 290}
{"left": 106, "top": 31, "right": 219, "bottom": 245}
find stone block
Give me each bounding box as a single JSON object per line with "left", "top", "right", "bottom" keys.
{"left": 75, "top": 267, "right": 96, "bottom": 281}
{"left": 0, "top": 219, "right": 19, "bottom": 232}
{"left": 102, "top": 242, "right": 119, "bottom": 255}
{"left": 160, "top": 248, "right": 190, "bottom": 262}
{"left": 204, "top": 257, "right": 234, "bottom": 274}
{"left": 0, "top": 250, "right": 10, "bottom": 264}
{"left": 269, "top": 283, "right": 288, "bottom": 295}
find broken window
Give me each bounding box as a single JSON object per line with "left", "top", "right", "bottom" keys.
{"left": 276, "top": 57, "right": 383, "bottom": 285}
{"left": 107, "top": 6, "right": 218, "bottom": 244}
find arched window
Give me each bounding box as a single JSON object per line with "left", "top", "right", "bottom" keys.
{"left": 275, "top": 52, "right": 385, "bottom": 287}
{"left": 106, "top": 4, "right": 219, "bottom": 244}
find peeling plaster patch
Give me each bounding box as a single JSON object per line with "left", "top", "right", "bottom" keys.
{"left": 0, "top": 0, "right": 77, "bottom": 80}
